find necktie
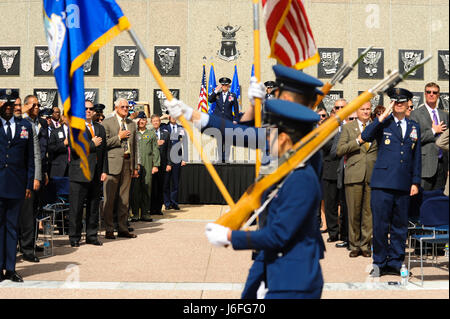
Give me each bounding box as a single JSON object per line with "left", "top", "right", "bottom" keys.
{"left": 88, "top": 123, "right": 95, "bottom": 137}
{"left": 397, "top": 121, "right": 403, "bottom": 140}
{"left": 121, "top": 120, "right": 128, "bottom": 153}
{"left": 362, "top": 123, "right": 369, "bottom": 150}
{"left": 6, "top": 120, "right": 12, "bottom": 141}
{"left": 432, "top": 110, "right": 443, "bottom": 158}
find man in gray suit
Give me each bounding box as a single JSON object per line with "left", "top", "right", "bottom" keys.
{"left": 102, "top": 98, "right": 139, "bottom": 239}
{"left": 410, "top": 82, "right": 449, "bottom": 191}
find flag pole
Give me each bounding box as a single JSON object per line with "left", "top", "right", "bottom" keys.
{"left": 253, "top": 0, "right": 262, "bottom": 178}
{"left": 127, "top": 29, "right": 236, "bottom": 208}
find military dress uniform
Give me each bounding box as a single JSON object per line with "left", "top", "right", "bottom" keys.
{"left": 361, "top": 88, "right": 421, "bottom": 274}
{"left": 131, "top": 113, "right": 160, "bottom": 220}
{"left": 200, "top": 66, "right": 326, "bottom": 298}
{"left": 0, "top": 96, "right": 35, "bottom": 281}
{"left": 204, "top": 99, "right": 325, "bottom": 299}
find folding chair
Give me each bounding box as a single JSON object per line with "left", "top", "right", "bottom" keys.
{"left": 42, "top": 177, "right": 70, "bottom": 236}
{"left": 408, "top": 195, "right": 449, "bottom": 286}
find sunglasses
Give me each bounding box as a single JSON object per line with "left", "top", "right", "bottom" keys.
{"left": 334, "top": 106, "right": 343, "bottom": 110}
{"left": 120, "top": 105, "right": 130, "bottom": 109}
{"left": 348, "top": 117, "right": 356, "bottom": 121}
{"left": 85, "top": 107, "right": 95, "bottom": 111}
{"left": 31, "top": 103, "right": 41, "bottom": 108}
{"left": 426, "top": 90, "right": 439, "bottom": 95}
{"left": 320, "top": 114, "right": 327, "bottom": 118}
{"left": 14, "top": 103, "right": 21, "bottom": 107}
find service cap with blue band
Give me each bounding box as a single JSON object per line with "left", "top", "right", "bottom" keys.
{"left": 219, "top": 77, "right": 232, "bottom": 85}
{"left": 93, "top": 103, "right": 106, "bottom": 113}
{"left": 39, "top": 108, "right": 53, "bottom": 118}
{"left": 386, "top": 87, "right": 413, "bottom": 102}
{"left": 273, "top": 65, "right": 324, "bottom": 96}
{"left": 264, "top": 99, "right": 320, "bottom": 130}
{"left": 136, "top": 111, "right": 147, "bottom": 119}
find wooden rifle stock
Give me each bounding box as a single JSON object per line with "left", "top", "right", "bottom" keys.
{"left": 215, "top": 91, "right": 375, "bottom": 230}
{"left": 313, "top": 82, "right": 333, "bottom": 110}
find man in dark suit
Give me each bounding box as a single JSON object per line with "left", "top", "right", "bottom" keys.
{"left": 0, "top": 95, "right": 35, "bottom": 283}
{"left": 68, "top": 100, "right": 108, "bottom": 247}
{"left": 150, "top": 114, "right": 172, "bottom": 215}
{"left": 410, "top": 82, "right": 448, "bottom": 191}
{"left": 208, "top": 77, "right": 239, "bottom": 162}
{"left": 48, "top": 115, "right": 70, "bottom": 178}
{"left": 162, "top": 116, "right": 187, "bottom": 211}
{"left": 19, "top": 95, "right": 49, "bottom": 263}
{"left": 361, "top": 88, "right": 421, "bottom": 277}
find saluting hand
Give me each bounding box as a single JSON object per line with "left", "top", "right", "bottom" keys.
{"left": 379, "top": 101, "right": 394, "bottom": 123}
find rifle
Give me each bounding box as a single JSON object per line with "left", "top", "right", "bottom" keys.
{"left": 215, "top": 55, "right": 432, "bottom": 230}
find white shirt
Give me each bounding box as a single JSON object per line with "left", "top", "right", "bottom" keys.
{"left": 156, "top": 128, "right": 161, "bottom": 140}
{"left": 425, "top": 102, "right": 440, "bottom": 135}
{"left": 171, "top": 124, "right": 177, "bottom": 133}
{"left": 63, "top": 124, "right": 69, "bottom": 138}
{"left": 1, "top": 116, "right": 15, "bottom": 139}
{"left": 51, "top": 119, "right": 60, "bottom": 128}
{"left": 222, "top": 92, "right": 228, "bottom": 104}
{"left": 393, "top": 115, "right": 407, "bottom": 139}
{"left": 356, "top": 119, "right": 371, "bottom": 147}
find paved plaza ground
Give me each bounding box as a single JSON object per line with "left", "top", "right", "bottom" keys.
{"left": 0, "top": 205, "right": 448, "bottom": 299}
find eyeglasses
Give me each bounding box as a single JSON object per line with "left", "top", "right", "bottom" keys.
{"left": 334, "top": 106, "right": 343, "bottom": 110}
{"left": 120, "top": 105, "right": 130, "bottom": 109}
{"left": 348, "top": 117, "right": 356, "bottom": 121}
{"left": 426, "top": 90, "right": 439, "bottom": 95}
{"left": 85, "top": 107, "right": 95, "bottom": 111}
{"left": 14, "top": 103, "right": 21, "bottom": 107}
{"left": 30, "top": 103, "right": 41, "bottom": 108}
{"left": 320, "top": 114, "right": 327, "bottom": 118}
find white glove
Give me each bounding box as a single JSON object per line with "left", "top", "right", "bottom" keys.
{"left": 205, "top": 223, "right": 231, "bottom": 247}
{"left": 163, "top": 98, "right": 194, "bottom": 121}
{"left": 256, "top": 281, "right": 269, "bottom": 299}
{"left": 248, "top": 77, "right": 266, "bottom": 106}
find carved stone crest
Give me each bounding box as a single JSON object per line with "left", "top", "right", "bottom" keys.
{"left": 0, "top": 47, "right": 20, "bottom": 76}
{"left": 84, "top": 88, "right": 99, "bottom": 104}
{"left": 34, "top": 46, "right": 53, "bottom": 76}
{"left": 154, "top": 46, "right": 180, "bottom": 76}
{"left": 317, "top": 48, "right": 343, "bottom": 78}
{"left": 113, "top": 89, "right": 139, "bottom": 103}
{"left": 114, "top": 46, "right": 139, "bottom": 76}
{"left": 399, "top": 50, "right": 424, "bottom": 80}
{"left": 322, "top": 90, "right": 343, "bottom": 113}
{"left": 438, "top": 50, "right": 449, "bottom": 80}
{"left": 217, "top": 25, "right": 241, "bottom": 62}
{"left": 34, "top": 89, "right": 58, "bottom": 109}
{"left": 153, "top": 89, "right": 179, "bottom": 116}
{"left": 358, "top": 48, "right": 384, "bottom": 79}
{"left": 0, "top": 49, "right": 18, "bottom": 73}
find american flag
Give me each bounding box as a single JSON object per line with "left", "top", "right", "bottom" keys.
{"left": 197, "top": 64, "right": 208, "bottom": 113}
{"left": 262, "top": 0, "right": 320, "bottom": 69}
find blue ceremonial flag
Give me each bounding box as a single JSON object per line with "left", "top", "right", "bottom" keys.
{"left": 43, "top": 0, "right": 130, "bottom": 179}
{"left": 208, "top": 64, "right": 217, "bottom": 115}
{"left": 230, "top": 65, "right": 241, "bottom": 115}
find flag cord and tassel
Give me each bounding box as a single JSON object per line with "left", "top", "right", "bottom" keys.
{"left": 127, "top": 29, "right": 236, "bottom": 208}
